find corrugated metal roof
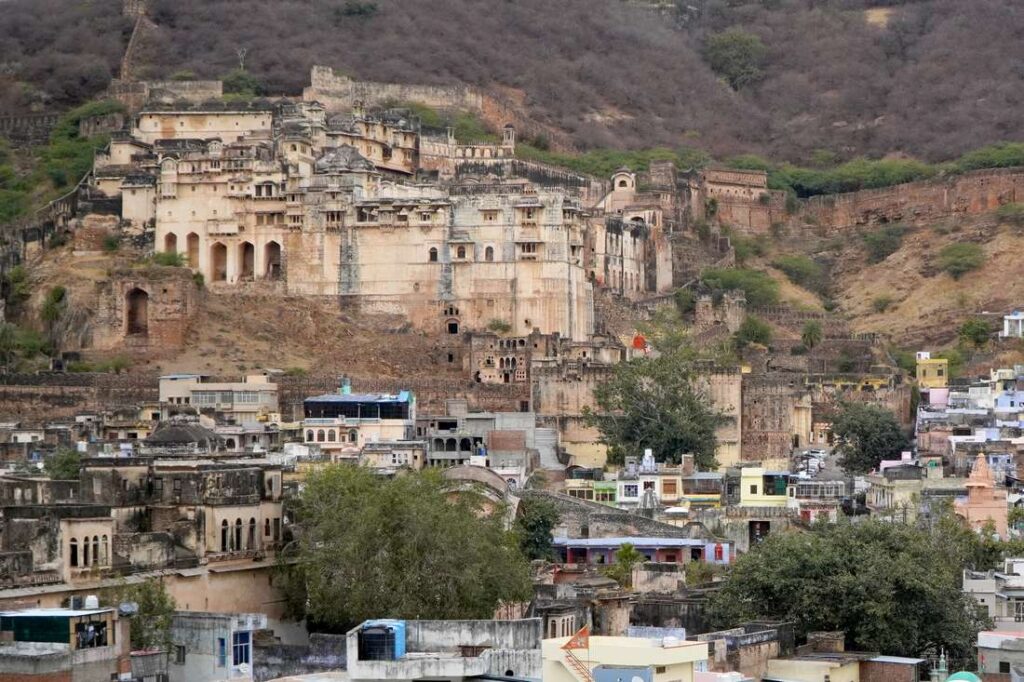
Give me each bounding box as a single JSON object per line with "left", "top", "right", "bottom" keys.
{"left": 1, "top": 608, "right": 109, "bottom": 618}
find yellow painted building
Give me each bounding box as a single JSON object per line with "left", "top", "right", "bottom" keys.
{"left": 739, "top": 467, "right": 790, "bottom": 507}
{"left": 765, "top": 656, "right": 861, "bottom": 682}
{"left": 916, "top": 352, "right": 949, "bottom": 389}
{"left": 542, "top": 635, "right": 708, "bottom": 682}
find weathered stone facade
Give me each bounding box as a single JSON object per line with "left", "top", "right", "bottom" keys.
{"left": 92, "top": 267, "right": 200, "bottom": 351}
{"left": 796, "top": 167, "right": 1024, "bottom": 233}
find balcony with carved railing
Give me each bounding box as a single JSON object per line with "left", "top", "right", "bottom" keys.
{"left": 206, "top": 220, "right": 240, "bottom": 236}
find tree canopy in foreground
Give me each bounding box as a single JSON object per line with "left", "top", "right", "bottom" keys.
{"left": 279, "top": 466, "right": 532, "bottom": 630}
{"left": 586, "top": 345, "right": 725, "bottom": 469}
{"left": 832, "top": 402, "right": 909, "bottom": 473}
{"left": 708, "top": 520, "right": 987, "bottom": 666}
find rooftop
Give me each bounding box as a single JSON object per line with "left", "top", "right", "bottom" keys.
{"left": 1, "top": 607, "right": 110, "bottom": 618}
{"left": 305, "top": 390, "right": 411, "bottom": 404}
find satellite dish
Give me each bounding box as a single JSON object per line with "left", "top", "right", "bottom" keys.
{"left": 239, "top": 663, "right": 251, "bottom": 675}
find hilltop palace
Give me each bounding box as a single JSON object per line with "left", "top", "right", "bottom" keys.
{"left": 69, "top": 67, "right": 818, "bottom": 468}
{"left": 92, "top": 69, "right": 785, "bottom": 342}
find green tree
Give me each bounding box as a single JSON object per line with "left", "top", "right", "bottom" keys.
{"left": 773, "top": 255, "right": 825, "bottom": 294}
{"left": 996, "top": 203, "right": 1024, "bottom": 228}
{"left": 801, "top": 320, "right": 823, "bottom": 350}
{"left": 1009, "top": 506, "right": 1024, "bottom": 533}
{"left": 958, "top": 318, "right": 992, "bottom": 349}
{"left": 40, "top": 286, "right": 67, "bottom": 349}
{"left": 863, "top": 225, "right": 906, "bottom": 263}
{"left": 221, "top": 69, "right": 266, "bottom": 97}
{"left": 108, "top": 579, "right": 176, "bottom": 651}
{"left": 43, "top": 447, "right": 81, "bottom": 480}
{"left": 701, "top": 267, "right": 780, "bottom": 307}
{"left": 0, "top": 322, "right": 16, "bottom": 369}
{"left": 938, "top": 243, "right": 985, "bottom": 279}
{"left": 831, "top": 402, "right": 909, "bottom": 473}
{"left": 585, "top": 346, "right": 724, "bottom": 469}
{"left": 4, "top": 265, "right": 31, "bottom": 311}
{"left": 515, "top": 497, "right": 559, "bottom": 561}
{"left": 708, "top": 520, "right": 987, "bottom": 665}
{"left": 674, "top": 288, "right": 696, "bottom": 315}
{"left": 603, "top": 543, "right": 645, "bottom": 588}
{"left": 734, "top": 316, "right": 772, "bottom": 349}
{"left": 704, "top": 29, "right": 767, "bottom": 90}
{"left": 279, "top": 466, "right": 531, "bottom": 630}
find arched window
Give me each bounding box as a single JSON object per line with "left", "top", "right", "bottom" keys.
{"left": 485, "top": 246, "right": 494, "bottom": 262}
{"left": 234, "top": 519, "right": 243, "bottom": 551}
{"left": 456, "top": 246, "right": 466, "bottom": 259}
{"left": 248, "top": 518, "right": 256, "bottom": 550}
{"left": 327, "top": 430, "right": 336, "bottom": 442}
{"left": 126, "top": 288, "right": 149, "bottom": 336}
{"left": 317, "top": 430, "right": 326, "bottom": 442}
{"left": 305, "top": 430, "right": 314, "bottom": 442}
{"left": 618, "top": 179, "right": 628, "bottom": 188}
{"left": 83, "top": 538, "right": 90, "bottom": 567}
{"left": 264, "top": 519, "right": 271, "bottom": 537}
{"left": 221, "top": 520, "right": 229, "bottom": 552}
{"left": 101, "top": 535, "right": 108, "bottom": 565}
{"left": 445, "top": 438, "right": 457, "bottom": 452}
{"left": 428, "top": 247, "right": 438, "bottom": 262}
{"left": 69, "top": 538, "right": 78, "bottom": 567}
{"left": 348, "top": 430, "right": 358, "bottom": 443}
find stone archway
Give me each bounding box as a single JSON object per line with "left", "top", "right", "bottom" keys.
{"left": 125, "top": 288, "right": 149, "bottom": 336}
{"left": 186, "top": 232, "right": 199, "bottom": 267}
{"left": 264, "top": 241, "right": 281, "bottom": 280}
{"left": 239, "top": 242, "right": 254, "bottom": 280}
{"left": 164, "top": 233, "right": 178, "bottom": 254}
{"left": 211, "top": 243, "right": 227, "bottom": 282}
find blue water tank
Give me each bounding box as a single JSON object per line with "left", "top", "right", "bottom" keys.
{"left": 358, "top": 620, "right": 407, "bottom": 660}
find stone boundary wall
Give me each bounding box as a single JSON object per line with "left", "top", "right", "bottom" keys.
{"left": 0, "top": 113, "right": 60, "bottom": 144}
{"left": 795, "top": 167, "right": 1024, "bottom": 233}
{"left": 107, "top": 79, "right": 224, "bottom": 112}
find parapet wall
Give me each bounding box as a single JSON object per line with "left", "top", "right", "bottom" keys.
{"left": 107, "top": 79, "right": 224, "bottom": 112}
{"left": 796, "top": 167, "right": 1024, "bottom": 233}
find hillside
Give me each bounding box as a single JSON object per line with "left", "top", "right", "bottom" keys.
{"left": 745, "top": 208, "right": 1024, "bottom": 355}
{"left": 2, "top": 0, "right": 1024, "bottom": 163}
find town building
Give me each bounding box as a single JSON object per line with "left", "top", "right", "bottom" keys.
{"left": 542, "top": 630, "right": 709, "bottom": 682}
{"left": 347, "top": 618, "right": 542, "bottom": 681}
{"left": 302, "top": 383, "right": 415, "bottom": 460}
{"left": 916, "top": 352, "right": 950, "bottom": 390}
{"left": 0, "top": 603, "right": 131, "bottom": 682}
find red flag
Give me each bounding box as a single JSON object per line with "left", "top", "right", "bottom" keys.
{"left": 562, "top": 626, "right": 590, "bottom": 650}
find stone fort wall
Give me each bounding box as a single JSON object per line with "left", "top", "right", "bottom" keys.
{"left": 305, "top": 66, "right": 483, "bottom": 113}
{"left": 107, "top": 79, "right": 224, "bottom": 113}
{"left": 796, "top": 167, "right": 1024, "bottom": 233}
{"left": 305, "top": 66, "right": 571, "bottom": 149}
{"left": 0, "top": 113, "right": 60, "bottom": 145}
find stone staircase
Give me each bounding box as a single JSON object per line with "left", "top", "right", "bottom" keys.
{"left": 535, "top": 427, "right": 562, "bottom": 470}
